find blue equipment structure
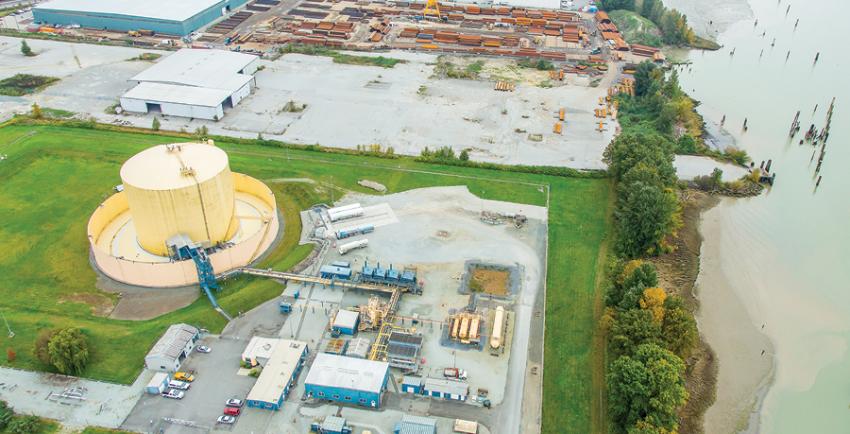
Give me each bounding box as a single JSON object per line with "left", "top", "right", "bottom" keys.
{"left": 359, "top": 261, "right": 418, "bottom": 290}
{"left": 168, "top": 235, "right": 230, "bottom": 319}
{"left": 336, "top": 225, "right": 375, "bottom": 240}
{"left": 319, "top": 265, "right": 353, "bottom": 280}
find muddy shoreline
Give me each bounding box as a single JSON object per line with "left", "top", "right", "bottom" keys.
{"left": 647, "top": 190, "right": 719, "bottom": 434}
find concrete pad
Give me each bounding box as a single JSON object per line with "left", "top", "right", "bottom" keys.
{"left": 675, "top": 154, "right": 750, "bottom": 181}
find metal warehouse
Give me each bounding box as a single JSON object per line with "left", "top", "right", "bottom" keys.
{"left": 304, "top": 353, "right": 389, "bottom": 408}
{"left": 33, "top": 0, "right": 247, "bottom": 35}
{"left": 245, "top": 339, "right": 308, "bottom": 410}
{"left": 394, "top": 414, "right": 437, "bottom": 434}
{"left": 120, "top": 48, "right": 259, "bottom": 120}
{"left": 144, "top": 323, "right": 199, "bottom": 372}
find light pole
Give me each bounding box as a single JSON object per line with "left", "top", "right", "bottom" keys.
{"left": 1, "top": 310, "right": 13, "bottom": 338}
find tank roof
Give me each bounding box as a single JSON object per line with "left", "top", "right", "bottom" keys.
{"left": 120, "top": 143, "right": 229, "bottom": 190}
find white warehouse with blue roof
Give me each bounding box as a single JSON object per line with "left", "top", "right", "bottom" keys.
{"left": 33, "top": 0, "right": 248, "bottom": 36}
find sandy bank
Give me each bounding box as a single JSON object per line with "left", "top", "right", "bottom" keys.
{"left": 662, "top": 0, "right": 753, "bottom": 39}
{"left": 695, "top": 198, "right": 774, "bottom": 434}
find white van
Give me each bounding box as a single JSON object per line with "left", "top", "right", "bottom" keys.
{"left": 168, "top": 380, "right": 190, "bottom": 390}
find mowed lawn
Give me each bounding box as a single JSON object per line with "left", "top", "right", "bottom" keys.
{"left": 0, "top": 124, "right": 610, "bottom": 432}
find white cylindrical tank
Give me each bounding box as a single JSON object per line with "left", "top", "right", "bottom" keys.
{"left": 329, "top": 208, "right": 364, "bottom": 222}
{"left": 490, "top": 306, "right": 505, "bottom": 350}
{"left": 338, "top": 239, "right": 368, "bottom": 255}
{"left": 327, "top": 203, "right": 362, "bottom": 216}
{"left": 120, "top": 143, "right": 238, "bottom": 256}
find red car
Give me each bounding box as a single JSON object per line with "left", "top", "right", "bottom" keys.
{"left": 223, "top": 407, "right": 241, "bottom": 416}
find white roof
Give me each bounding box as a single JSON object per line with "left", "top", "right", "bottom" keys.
{"left": 333, "top": 310, "right": 359, "bottom": 330}
{"left": 246, "top": 339, "right": 307, "bottom": 404}
{"left": 305, "top": 353, "right": 388, "bottom": 393}
{"left": 146, "top": 372, "right": 169, "bottom": 388}
{"left": 241, "top": 337, "right": 280, "bottom": 362}
{"left": 131, "top": 49, "right": 256, "bottom": 94}
{"left": 120, "top": 143, "right": 229, "bottom": 190}
{"left": 122, "top": 82, "right": 231, "bottom": 108}
{"left": 35, "top": 0, "right": 222, "bottom": 22}
{"left": 146, "top": 323, "right": 198, "bottom": 362}
{"left": 491, "top": 0, "right": 561, "bottom": 8}
{"left": 423, "top": 377, "right": 469, "bottom": 396}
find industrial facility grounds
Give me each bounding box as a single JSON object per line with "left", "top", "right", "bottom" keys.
{"left": 0, "top": 36, "right": 617, "bottom": 169}
{"left": 0, "top": 122, "right": 610, "bottom": 433}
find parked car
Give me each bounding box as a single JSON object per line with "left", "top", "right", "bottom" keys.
{"left": 162, "top": 389, "right": 184, "bottom": 399}
{"left": 173, "top": 372, "right": 195, "bottom": 382}
{"left": 168, "top": 380, "right": 190, "bottom": 390}
{"left": 196, "top": 346, "right": 211, "bottom": 353}
{"left": 225, "top": 399, "right": 244, "bottom": 408}
{"left": 216, "top": 415, "right": 236, "bottom": 424}
{"left": 223, "top": 407, "right": 241, "bottom": 416}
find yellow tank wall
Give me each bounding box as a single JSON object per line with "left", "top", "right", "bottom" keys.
{"left": 87, "top": 174, "right": 279, "bottom": 287}
{"left": 124, "top": 166, "right": 238, "bottom": 256}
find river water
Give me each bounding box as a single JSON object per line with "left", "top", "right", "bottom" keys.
{"left": 674, "top": 0, "right": 850, "bottom": 432}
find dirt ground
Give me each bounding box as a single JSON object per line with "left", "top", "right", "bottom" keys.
{"left": 470, "top": 268, "right": 511, "bottom": 296}
{"left": 647, "top": 189, "right": 720, "bottom": 434}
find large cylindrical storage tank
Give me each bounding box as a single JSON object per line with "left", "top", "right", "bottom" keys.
{"left": 120, "top": 143, "right": 238, "bottom": 256}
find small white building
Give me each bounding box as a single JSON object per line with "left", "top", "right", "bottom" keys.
{"left": 241, "top": 336, "right": 280, "bottom": 367}
{"left": 144, "top": 323, "right": 199, "bottom": 372}
{"left": 120, "top": 49, "right": 259, "bottom": 120}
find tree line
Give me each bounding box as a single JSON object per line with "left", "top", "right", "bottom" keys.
{"left": 599, "top": 0, "right": 696, "bottom": 46}
{"left": 600, "top": 61, "right": 706, "bottom": 433}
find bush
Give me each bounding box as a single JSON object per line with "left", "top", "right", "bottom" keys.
{"left": 0, "top": 400, "right": 12, "bottom": 431}
{"left": 7, "top": 415, "right": 41, "bottom": 434}
{"left": 151, "top": 117, "right": 160, "bottom": 131}
{"left": 32, "top": 329, "right": 56, "bottom": 366}
{"left": 20, "top": 40, "right": 34, "bottom": 57}
{"left": 6, "top": 348, "right": 15, "bottom": 363}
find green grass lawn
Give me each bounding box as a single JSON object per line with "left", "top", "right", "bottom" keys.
{"left": 0, "top": 123, "right": 611, "bottom": 432}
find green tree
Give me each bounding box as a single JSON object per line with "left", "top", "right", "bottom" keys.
{"left": 7, "top": 415, "right": 41, "bottom": 434}
{"left": 0, "top": 400, "right": 13, "bottom": 431}
{"left": 661, "top": 296, "right": 698, "bottom": 359}
{"left": 32, "top": 329, "right": 55, "bottom": 366}
{"left": 603, "top": 132, "right": 676, "bottom": 185}
{"left": 459, "top": 149, "right": 470, "bottom": 161}
{"left": 608, "top": 343, "right": 688, "bottom": 432}
{"left": 633, "top": 62, "right": 661, "bottom": 98}
{"left": 47, "top": 328, "right": 89, "bottom": 375}
{"left": 609, "top": 309, "right": 660, "bottom": 357}
{"left": 151, "top": 116, "right": 160, "bottom": 131}
{"left": 615, "top": 181, "right": 678, "bottom": 257}
{"left": 30, "top": 103, "right": 42, "bottom": 119}
{"left": 20, "top": 40, "right": 33, "bottom": 57}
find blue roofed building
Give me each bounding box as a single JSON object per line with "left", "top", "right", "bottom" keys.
{"left": 304, "top": 354, "right": 390, "bottom": 408}
{"left": 33, "top": 0, "right": 248, "bottom": 36}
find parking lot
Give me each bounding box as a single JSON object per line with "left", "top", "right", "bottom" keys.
{"left": 121, "top": 336, "right": 258, "bottom": 433}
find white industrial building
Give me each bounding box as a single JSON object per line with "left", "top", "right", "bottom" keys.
{"left": 241, "top": 337, "right": 280, "bottom": 367}
{"left": 245, "top": 339, "right": 308, "bottom": 410}
{"left": 144, "top": 323, "right": 199, "bottom": 372}
{"left": 120, "top": 49, "right": 259, "bottom": 120}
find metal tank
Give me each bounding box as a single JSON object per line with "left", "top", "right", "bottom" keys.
{"left": 120, "top": 142, "right": 238, "bottom": 256}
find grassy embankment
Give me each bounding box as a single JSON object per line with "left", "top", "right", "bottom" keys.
{"left": 609, "top": 10, "right": 663, "bottom": 47}
{"left": 0, "top": 121, "right": 612, "bottom": 433}
{"left": 279, "top": 44, "right": 406, "bottom": 68}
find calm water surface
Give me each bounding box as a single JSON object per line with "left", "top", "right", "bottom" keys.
{"left": 678, "top": 0, "right": 850, "bottom": 431}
